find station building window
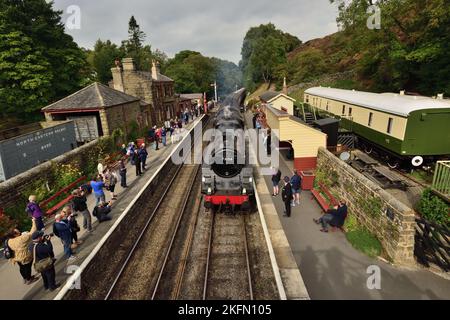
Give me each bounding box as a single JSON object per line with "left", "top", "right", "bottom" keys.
{"left": 306, "top": 95, "right": 309, "bottom": 103}
{"left": 349, "top": 107, "right": 352, "bottom": 116}
{"left": 368, "top": 112, "right": 373, "bottom": 126}
{"left": 342, "top": 105, "right": 346, "bottom": 115}
{"left": 387, "top": 117, "right": 393, "bottom": 134}
{"left": 326, "top": 101, "right": 329, "bottom": 111}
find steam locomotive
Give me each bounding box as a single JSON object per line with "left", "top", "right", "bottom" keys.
{"left": 202, "top": 89, "right": 254, "bottom": 211}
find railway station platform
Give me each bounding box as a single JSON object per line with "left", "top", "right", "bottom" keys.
{"left": 0, "top": 117, "right": 203, "bottom": 300}
{"left": 245, "top": 111, "right": 450, "bottom": 299}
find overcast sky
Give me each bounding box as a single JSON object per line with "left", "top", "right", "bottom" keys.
{"left": 52, "top": 0, "right": 339, "bottom": 64}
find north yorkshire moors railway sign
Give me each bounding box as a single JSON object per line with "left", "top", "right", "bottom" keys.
{"left": 0, "top": 122, "right": 77, "bottom": 182}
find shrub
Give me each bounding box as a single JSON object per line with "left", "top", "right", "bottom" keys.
{"left": 127, "top": 121, "right": 140, "bottom": 142}
{"left": 0, "top": 215, "right": 15, "bottom": 238}
{"left": 417, "top": 189, "right": 449, "bottom": 226}
{"left": 4, "top": 202, "right": 31, "bottom": 233}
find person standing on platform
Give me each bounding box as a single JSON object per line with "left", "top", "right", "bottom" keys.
{"left": 139, "top": 144, "right": 148, "bottom": 171}
{"left": 133, "top": 149, "right": 142, "bottom": 176}
{"left": 7, "top": 218, "right": 39, "bottom": 285}
{"left": 104, "top": 168, "right": 118, "bottom": 200}
{"left": 61, "top": 206, "right": 81, "bottom": 246}
{"left": 30, "top": 231, "right": 59, "bottom": 291}
{"left": 161, "top": 127, "right": 167, "bottom": 146}
{"left": 72, "top": 189, "right": 92, "bottom": 232}
{"left": 119, "top": 159, "right": 127, "bottom": 188}
{"left": 282, "top": 176, "right": 293, "bottom": 217}
{"left": 290, "top": 170, "right": 302, "bottom": 207}
{"left": 53, "top": 214, "right": 76, "bottom": 261}
{"left": 90, "top": 175, "right": 106, "bottom": 207}
{"left": 271, "top": 167, "right": 282, "bottom": 196}
{"left": 154, "top": 126, "right": 160, "bottom": 151}
{"left": 25, "top": 195, "right": 45, "bottom": 231}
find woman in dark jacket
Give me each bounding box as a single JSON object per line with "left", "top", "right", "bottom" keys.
{"left": 271, "top": 168, "right": 282, "bottom": 196}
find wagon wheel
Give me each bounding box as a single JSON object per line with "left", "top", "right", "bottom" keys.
{"left": 364, "top": 146, "right": 373, "bottom": 154}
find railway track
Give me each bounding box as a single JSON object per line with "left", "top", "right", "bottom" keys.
{"left": 151, "top": 167, "right": 203, "bottom": 300}
{"left": 105, "top": 162, "right": 200, "bottom": 300}
{"left": 203, "top": 212, "right": 254, "bottom": 300}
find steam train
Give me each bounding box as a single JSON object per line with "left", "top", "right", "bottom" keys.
{"left": 202, "top": 89, "right": 254, "bottom": 211}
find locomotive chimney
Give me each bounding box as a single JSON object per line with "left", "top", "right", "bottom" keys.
{"left": 437, "top": 93, "right": 444, "bottom": 100}
{"left": 400, "top": 90, "right": 405, "bottom": 96}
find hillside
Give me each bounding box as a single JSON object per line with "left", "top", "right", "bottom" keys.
{"left": 278, "top": 1, "right": 450, "bottom": 100}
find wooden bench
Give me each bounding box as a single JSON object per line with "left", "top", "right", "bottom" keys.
{"left": 311, "top": 182, "right": 346, "bottom": 232}
{"left": 39, "top": 176, "right": 86, "bottom": 216}
{"left": 311, "top": 182, "right": 339, "bottom": 212}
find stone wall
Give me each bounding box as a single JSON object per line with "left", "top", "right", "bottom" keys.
{"left": 101, "top": 101, "right": 143, "bottom": 137}
{"left": 316, "top": 148, "right": 416, "bottom": 265}
{"left": 0, "top": 139, "right": 103, "bottom": 211}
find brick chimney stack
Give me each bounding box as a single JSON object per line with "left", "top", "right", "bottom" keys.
{"left": 151, "top": 60, "right": 160, "bottom": 80}
{"left": 122, "top": 57, "right": 135, "bottom": 71}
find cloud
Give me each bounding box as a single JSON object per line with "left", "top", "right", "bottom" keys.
{"left": 52, "top": 0, "right": 339, "bottom": 64}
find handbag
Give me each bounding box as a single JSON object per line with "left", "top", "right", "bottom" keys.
{"left": 33, "top": 244, "right": 53, "bottom": 273}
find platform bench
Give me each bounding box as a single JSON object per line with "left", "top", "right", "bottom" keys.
{"left": 311, "top": 182, "right": 339, "bottom": 212}
{"left": 40, "top": 176, "right": 86, "bottom": 216}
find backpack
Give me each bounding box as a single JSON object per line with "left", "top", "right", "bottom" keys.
{"left": 3, "top": 239, "right": 13, "bottom": 260}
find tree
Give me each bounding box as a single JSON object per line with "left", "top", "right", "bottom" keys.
{"left": 87, "top": 39, "right": 124, "bottom": 84}
{"left": 330, "top": 0, "right": 450, "bottom": 95}
{"left": 0, "top": 0, "right": 88, "bottom": 120}
{"left": 165, "top": 51, "right": 215, "bottom": 94}
{"left": 240, "top": 23, "right": 301, "bottom": 90}
{"left": 122, "top": 15, "right": 150, "bottom": 70}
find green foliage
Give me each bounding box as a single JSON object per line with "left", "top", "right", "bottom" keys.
{"left": 240, "top": 23, "right": 301, "bottom": 90}
{"left": 346, "top": 227, "right": 383, "bottom": 258}
{"left": 328, "top": 0, "right": 450, "bottom": 96}
{"left": 287, "top": 48, "right": 328, "bottom": 83}
{"left": 344, "top": 214, "right": 358, "bottom": 232}
{"left": 87, "top": 40, "right": 124, "bottom": 84}
{"left": 0, "top": 0, "right": 88, "bottom": 120}
{"left": 0, "top": 215, "right": 15, "bottom": 238}
{"left": 4, "top": 200, "right": 31, "bottom": 233}
{"left": 165, "top": 51, "right": 216, "bottom": 95}
{"left": 127, "top": 120, "right": 140, "bottom": 142}
{"left": 418, "top": 188, "right": 449, "bottom": 226}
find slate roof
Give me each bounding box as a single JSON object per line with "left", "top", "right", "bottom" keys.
{"left": 42, "top": 82, "right": 140, "bottom": 112}
{"left": 260, "top": 91, "right": 296, "bottom": 103}
{"left": 259, "top": 91, "right": 280, "bottom": 102}
{"left": 137, "top": 71, "right": 174, "bottom": 82}
{"left": 305, "top": 87, "right": 450, "bottom": 117}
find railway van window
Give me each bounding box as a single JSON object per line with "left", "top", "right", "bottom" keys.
{"left": 387, "top": 118, "right": 393, "bottom": 134}
{"left": 342, "top": 105, "right": 346, "bottom": 115}
{"left": 368, "top": 113, "right": 373, "bottom": 126}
